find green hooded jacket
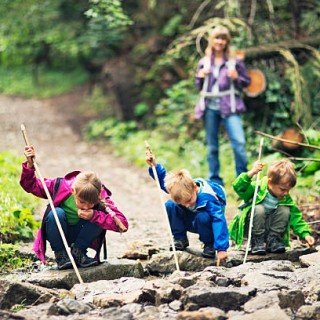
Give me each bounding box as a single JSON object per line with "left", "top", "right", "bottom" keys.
{"left": 228, "top": 172, "right": 312, "bottom": 247}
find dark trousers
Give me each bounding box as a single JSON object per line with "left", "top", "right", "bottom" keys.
{"left": 45, "top": 207, "right": 103, "bottom": 252}
{"left": 165, "top": 200, "right": 213, "bottom": 246}
{"left": 252, "top": 204, "right": 290, "bottom": 239}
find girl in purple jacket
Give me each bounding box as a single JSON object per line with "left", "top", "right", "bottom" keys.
{"left": 195, "top": 26, "right": 251, "bottom": 186}
{"left": 20, "top": 145, "right": 128, "bottom": 270}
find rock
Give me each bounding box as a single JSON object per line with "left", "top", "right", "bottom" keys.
{"left": 299, "top": 252, "right": 320, "bottom": 267}
{"left": 146, "top": 251, "right": 216, "bottom": 274}
{"left": 182, "top": 286, "right": 256, "bottom": 311}
{"left": 177, "top": 307, "right": 227, "bottom": 320}
{"left": 295, "top": 302, "right": 320, "bottom": 320}
{"left": 243, "top": 291, "right": 280, "bottom": 313}
{"left": 100, "top": 307, "right": 133, "bottom": 320}
{"left": 278, "top": 289, "right": 305, "bottom": 311}
{"left": 169, "top": 300, "right": 183, "bottom": 311}
{"left": 71, "top": 277, "right": 146, "bottom": 303}
{"left": 227, "top": 247, "right": 316, "bottom": 267}
{"left": 122, "top": 239, "right": 161, "bottom": 260}
{"left": 47, "top": 298, "right": 94, "bottom": 315}
{"left": 0, "top": 279, "right": 57, "bottom": 310}
{"left": 27, "top": 259, "right": 144, "bottom": 289}
{"left": 229, "top": 306, "right": 290, "bottom": 319}
{"left": 0, "top": 310, "right": 26, "bottom": 320}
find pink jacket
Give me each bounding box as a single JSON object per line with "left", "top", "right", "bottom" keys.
{"left": 20, "top": 162, "right": 129, "bottom": 263}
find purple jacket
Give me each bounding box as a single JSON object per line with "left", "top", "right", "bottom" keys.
{"left": 20, "top": 162, "right": 129, "bottom": 263}
{"left": 195, "top": 54, "right": 251, "bottom": 118}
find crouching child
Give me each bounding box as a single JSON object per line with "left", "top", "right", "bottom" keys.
{"left": 146, "top": 148, "right": 229, "bottom": 262}
{"left": 20, "top": 145, "right": 128, "bottom": 269}
{"left": 229, "top": 159, "right": 314, "bottom": 254}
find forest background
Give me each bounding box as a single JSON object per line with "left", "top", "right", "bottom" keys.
{"left": 0, "top": 0, "right": 319, "bottom": 269}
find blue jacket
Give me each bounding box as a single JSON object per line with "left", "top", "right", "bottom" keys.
{"left": 149, "top": 163, "right": 229, "bottom": 251}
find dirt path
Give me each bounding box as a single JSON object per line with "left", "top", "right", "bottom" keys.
{"left": 1, "top": 89, "right": 171, "bottom": 259}
{"left": 1, "top": 88, "right": 234, "bottom": 261}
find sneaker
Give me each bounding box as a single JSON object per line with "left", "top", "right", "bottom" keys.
{"left": 54, "top": 250, "right": 72, "bottom": 270}
{"left": 202, "top": 244, "right": 216, "bottom": 259}
{"left": 251, "top": 236, "right": 266, "bottom": 255}
{"left": 266, "top": 235, "right": 286, "bottom": 253}
{"left": 71, "top": 244, "right": 98, "bottom": 268}
{"left": 170, "top": 238, "right": 189, "bottom": 251}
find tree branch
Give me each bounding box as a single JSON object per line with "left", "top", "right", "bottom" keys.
{"left": 255, "top": 130, "right": 320, "bottom": 151}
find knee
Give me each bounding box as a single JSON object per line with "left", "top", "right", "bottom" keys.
{"left": 195, "top": 212, "right": 211, "bottom": 225}
{"left": 165, "top": 200, "right": 178, "bottom": 216}
{"left": 46, "top": 207, "right": 66, "bottom": 223}
{"left": 254, "top": 205, "right": 265, "bottom": 218}
{"left": 208, "top": 144, "right": 218, "bottom": 153}
{"left": 278, "top": 206, "right": 290, "bottom": 219}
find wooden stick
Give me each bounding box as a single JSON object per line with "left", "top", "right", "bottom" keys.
{"left": 288, "top": 157, "right": 320, "bottom": 162}
{"left": 145, "top": 141, "right": 180, "bottom": 271}
{"left": 308, "top": 220, "right": 320, "bottom": 225}
{"left": 243, "top": 138, "right": 264, "bottom": 264}
{"left": 21, "top": 124, "right": 83, "bottom": 284}
{"left": 256, "top": 131, "right": 320, "bottom": 151}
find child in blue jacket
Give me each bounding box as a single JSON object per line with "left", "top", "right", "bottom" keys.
{"left": 146, "top": 149, "right": 229, "bottom": 261}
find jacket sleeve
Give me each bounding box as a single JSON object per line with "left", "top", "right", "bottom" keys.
{"left": 289, "top": 204, "right": 312, "bottom": 239}
{"left": 195, "top": 59, "right": 205, "bottom": 91}
{"left": 90, "top": 197, "right": 128, "bottom": 232}
{"left": 20, "top": 161, "right": 56, "bottom": 199}
{"left": 207, "top": 202, "right": 229, "bottom": 251}
{"left": 148, "top": 163, "right": 168, "bottom": 193}
{"left": 232, "top": 173, "right": 256, "bottom": 203}
{"left": 235, "top": 60, "right": 251, "bottom": 89}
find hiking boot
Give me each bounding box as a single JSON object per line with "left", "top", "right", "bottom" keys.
{"left": 170, "top": 238, "right": 189, "bottom": 251}
{"left": 266, "top": 235, "right": 286, "bottom": 253}
{"left": 202, "top": 244, "right": 216, "bottom": 259}
{"left": 54, "top": 250, "right": 72, "bottom": 270}
{"left": 71, "top": 244, "right": 98, "bottom": 268}
{"left": 251, "top": 236, "right": 266, "bottom": 255}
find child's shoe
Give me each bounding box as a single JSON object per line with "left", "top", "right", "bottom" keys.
{"left": 54, "top": 249, "right": 72, "bottom": 270}
{"left": 266, "top": 235, "right": 285, "bottom": 253}
{"left": 71, "top": 244, "right": 98, "bottom": 268}
{"left": 170, "top": 238, "right": 189, "bottom": 251}
{"left": 202, "top": 244, "right": 216, "bottom": 259}
{"left": 251, "top": 236, "right": 266, "bottom": 255}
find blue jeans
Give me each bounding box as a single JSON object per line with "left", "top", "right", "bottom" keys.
{"left": 165, "top": 200, "right": 213, "bottom": 246}
{"left": 204, "top": 109, "right": 248, "bottom": 185}
{"left": 45, "top": 207, "right": 103, "bottom": 252}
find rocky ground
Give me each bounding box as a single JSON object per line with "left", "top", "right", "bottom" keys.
{"left": 1, "top": 89, "right": 320, "bottom": 319}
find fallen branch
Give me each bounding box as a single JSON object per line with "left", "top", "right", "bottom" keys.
{"left": 288, "top": 157, "right": 320, "bottom": 162}
{"left": 255, "top": 131, "right": 320, "bottom": 151}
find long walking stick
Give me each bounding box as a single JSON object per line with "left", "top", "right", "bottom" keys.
{"left": 243, "top": 138, "right": 264, "bottom": 264}
{"left": 21, "top": 124, "right": 84, "bottom": 284}
{"left": 145, "top": 141, "right": 180, "bottom": 271}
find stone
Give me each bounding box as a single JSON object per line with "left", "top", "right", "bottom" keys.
{"left": 295, "top": 302, "right": 320, "bottom": 320}
{"left": 229, "top": 306, "right": 290, "bottom": 319}
{"left": 182, "top": 286, "right": 256, "bottom": 311}
{"left": 299, "top": 252, "right": 320, "bottom": 267}
{"left": 278, "top": 289, "right": 305, "bottom": 311}
{"left": 27, "top": 259, "right": 144, "bottom": 290}
{"left": 177, "top": 307, "right": 227, "bottom": 320}
{"left": 0, "top": 279, "right": 57, "bottom": 310}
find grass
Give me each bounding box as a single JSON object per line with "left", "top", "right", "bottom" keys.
{"left": 0, "top": 65, "right": 89, "bottom": 98}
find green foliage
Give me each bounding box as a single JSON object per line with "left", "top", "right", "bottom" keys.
{"left": 0, "top": 244, "right": 33, "bottom": 273}
{"left": 82, "top": 0, "right": 132, "bottom": 60}
{"left": 0, "top": 152, "right": 40, "bottom": 243}
{"left": 0, "top": 66, "right": 88, "bottom": 98}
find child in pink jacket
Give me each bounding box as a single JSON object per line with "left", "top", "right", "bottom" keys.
{"left": 20, "top": 145, "right": 128, "bottom": 269}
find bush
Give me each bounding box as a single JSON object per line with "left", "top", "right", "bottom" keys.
{"left": 0, "top": 151, "right": 40, "bottom": 243}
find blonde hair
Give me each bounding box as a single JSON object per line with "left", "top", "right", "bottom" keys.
{"left": 267, "top": 159, "right": 297, "bottom": 188}
{"left": 206, "top": 25, "right": 231, "bottom": 55}
{"left": 72, "top": 171, "right": 102, "bottom": 205}
{"left": 164, "top": 169, "right": 196, "bottom": 203}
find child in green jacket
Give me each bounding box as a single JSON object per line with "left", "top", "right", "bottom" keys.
{"left": 229, "top": 159, "right": 314, "bottom": 255}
